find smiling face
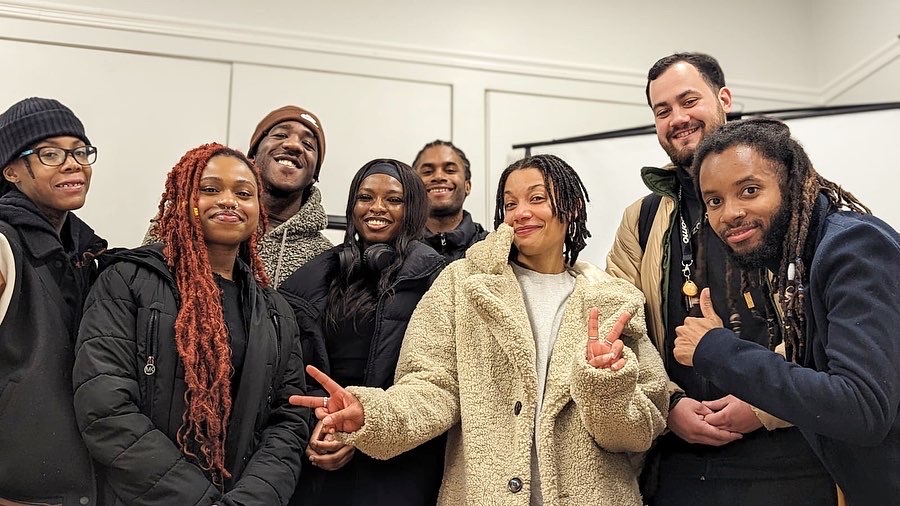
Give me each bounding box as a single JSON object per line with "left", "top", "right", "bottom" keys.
{"left": 197, "top": 155, "right": 260, "bottom": 249}
{"left": 699, "top": 145, "right": 790, "bottom": 269}
{"left": 2, "top": 135, "right": 92, "bottom": 221}
{"left": 414, "top": 145, "right": 470, "bottom": 219}
{"left": 649, "top": 61, "right": 732, "bottom": 167}
{"left": 502, "top": 167, "right": 567, "bottom": 272}
{"left": 352, "top": 173, "right": 405, "bottom": 247}
{"left": 252, "top": 120, "right": 319, "bottom": 197}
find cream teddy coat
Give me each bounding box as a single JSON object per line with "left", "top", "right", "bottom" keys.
{"left": 344, "top": 224, "right": 668, "bottom": 505}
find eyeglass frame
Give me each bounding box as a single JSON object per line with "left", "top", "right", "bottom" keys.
{"left": 18, "top": 145, "right": 98, "bottom": 167}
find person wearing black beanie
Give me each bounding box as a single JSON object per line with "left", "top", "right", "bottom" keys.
{"left": 0, "top": 97, "right": 107, "bottom": 505}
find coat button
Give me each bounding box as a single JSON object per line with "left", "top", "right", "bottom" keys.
{"left": 514, "top": 401, "right": 522, "bottom": 415}
{"left": 507, "top": 477, "right": 523, "bottom": 493}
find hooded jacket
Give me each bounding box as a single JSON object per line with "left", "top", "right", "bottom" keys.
{"left": 423, "top": 210, "right": 488, "bottom": 263}
{"left": 258, "top": 186, "right": 333, "bottom": 286}
{"left": 342, "top": 225, "right": 668, "bottom": 505}
{"left": 73, "top": 245, "right": 309, "bottom": 505}
{"left": 278, "top": 240, "right": 446, "bottom": 506}
{"left": 0, "top": 189, "right": 107, "bottom": 506}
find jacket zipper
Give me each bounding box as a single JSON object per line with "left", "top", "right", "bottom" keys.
{"left": 271, "top": 313, "right": 281, "bottom": 367}
{"left": 363, "top": 261, "right": 444, "bottom": 384}
{"left": 142, "top": 308, "right": 159, "bottom": 419}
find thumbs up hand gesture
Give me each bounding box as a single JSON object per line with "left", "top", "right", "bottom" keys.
{"left": 674, "top": 288, "right": 723, "bottom": 367}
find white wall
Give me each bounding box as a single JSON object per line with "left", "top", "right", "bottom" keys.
{"left": 0, "top": 0, "right": 895, "bottom": 249}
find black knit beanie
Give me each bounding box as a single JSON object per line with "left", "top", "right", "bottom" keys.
{"left": 0, "top": 97, "right": 90, "bottom": 169}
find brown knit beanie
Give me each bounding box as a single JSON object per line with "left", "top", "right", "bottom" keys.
{"left": 247, "top": 105, "right": 325, "bottom": 180}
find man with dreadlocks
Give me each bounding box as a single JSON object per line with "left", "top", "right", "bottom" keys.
{"left": 73, "top": 143, "right": 309, "bottom": 504}
{"left": 607, "top": 53, "right": 835, "bottom": 505}
{"left": 412, "top": 140, "right": 487, "bottom": 261}
{"left": 674, "top": 118, "right": 900, "bottom": 505}
{"left": 290, "top": 153, "right": 668, "bottom": 505}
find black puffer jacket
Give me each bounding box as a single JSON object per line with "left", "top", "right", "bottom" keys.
{"left": 73, "top": 245, "right": 309, "bottom": 505}
{"left": 0, "top": 190, "right": 107, "bottom": 506}
{"left": 279, "top": 240, "right": 446, "bottom": 506}
{"left": 423, "top": 210, "right": 488, "bottom": 263}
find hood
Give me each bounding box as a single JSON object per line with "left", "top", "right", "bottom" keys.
{"left": 269, "top": 185, "right": 328, "bottom": 238}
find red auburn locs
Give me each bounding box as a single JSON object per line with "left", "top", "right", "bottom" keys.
{"left": 152, "top": 142, "right": 269, "bottom": 487}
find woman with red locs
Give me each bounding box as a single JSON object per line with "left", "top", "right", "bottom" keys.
{"left": 73, "top": 143, "right": 309, "bottom": 505}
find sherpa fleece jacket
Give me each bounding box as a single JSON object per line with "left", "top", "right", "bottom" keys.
{"left": 341, "top": 224, "right": 668, "bottom": 506}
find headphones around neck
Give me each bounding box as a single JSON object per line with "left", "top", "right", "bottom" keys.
{"left": 337, "top": 243, "right": 397, "bottom": 274}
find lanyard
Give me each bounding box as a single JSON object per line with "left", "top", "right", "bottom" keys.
{"left": 678, "top": 187, "right": 702, "bottom": 307}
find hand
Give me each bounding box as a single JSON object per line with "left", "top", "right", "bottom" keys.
{"left": 667, "top": 396, "right": 743, "bottom": 446}
{"left": 289, "top": 365, "right": 365, "bottom": 434}
{"left": 307, "top": 419, "right": 356, "bottom": 471}
{"left": 674, "top": 288, "right": 723, "bottom": 366}
{"left": 586, "top": 308, "right": 630, "bottom": 371}
{"left": 702, "top": 395, "right": 763, "bottom": 434}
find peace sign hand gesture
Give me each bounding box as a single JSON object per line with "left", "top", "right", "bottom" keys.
{"left": 586, "top": 308, "right": 631, "bottom": 371}
{"left": 289, "top": 365, "right": 366, "bottom": 434}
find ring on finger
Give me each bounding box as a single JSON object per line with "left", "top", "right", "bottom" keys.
{"left": 602, "top": 338, "right": 615, "bottom": 347}
{"left": 323, "top": 396, "right": 329, "bottom": 409}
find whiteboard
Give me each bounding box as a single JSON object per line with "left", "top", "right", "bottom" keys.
{"left": 527, "top": 107, "right": 900, "bottom": 266}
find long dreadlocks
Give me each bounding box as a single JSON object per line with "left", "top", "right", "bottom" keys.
{"left": 693, "top": 118, "right": 870, "bottom": 363}
{"left": 152, "top": 142, "right": 269, "bottom": 487}
{"left": 494, "top": 154, "right": 591, "bottom": 266}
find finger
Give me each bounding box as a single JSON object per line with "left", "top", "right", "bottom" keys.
{"left": 702, "top": 395, "right": 731, "bottom": 412}
{"left": 694, "top": 403, "right": 715, "bottom": 416}
{"left": 605, "top": 311, "right": 632, "bottom": 344}
{"left": 699, "top": 288, "right": 717, "bottom": 320}
{"left": 306, "top": 365, "right": 344, "bottom": 395}
{"left": 289, "top": 394, "right": 325, "bottom": 408}
{"left": 702, "top": 410, "right": 730, "bottom": 427}
{"left": 311, "top": 421, "right": 325, "bottom": 441}
{"left": 315, "top": 445, "right": 356, "bottom": 471}
{"left": 310, "top": 438, "right": 346, "bottom": 453}
{"left": 587, "top": 307, "right": 599, "bottom": 338}
{"left": 696, "top": 423, "right": 743, "bottom": 445}
{"left": 693, "top": 430, "right": 743, "bottom": 446}
{"left": 672, "top": 338, "right": 693, "bottom": 367}
{"left": 609, "top": 357, "right": 627, "bottom": 371}
{"left": 306, "top": 445, "right": 325, "bottom": 459}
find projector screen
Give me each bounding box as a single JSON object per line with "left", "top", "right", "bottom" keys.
{"left": 527, "top": 107, "right": 900, "bottom": 267}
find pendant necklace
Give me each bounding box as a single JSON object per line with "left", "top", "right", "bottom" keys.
{"left": 678, "top": 186, "right": 703, "bottom": 308}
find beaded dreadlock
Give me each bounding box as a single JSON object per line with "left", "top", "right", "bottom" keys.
{"left": 692, "top": 118, "right": 870, "bottom": 363}
{"left": 411, "top": 140, "right": 472, "bottom": 181}
{"left": 152, "top": 142, "right": 269, "bottom": 488}
{"left": 493, "top": 154, "right": 591, "bottom": 267}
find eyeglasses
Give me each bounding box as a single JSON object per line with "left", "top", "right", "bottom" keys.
{"left": 19, "top": 145, "right": 98, "bottom": 167}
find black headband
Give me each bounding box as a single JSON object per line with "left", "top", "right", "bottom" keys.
{"left": 361, "top": 161, "right": 402, "bottom": 182}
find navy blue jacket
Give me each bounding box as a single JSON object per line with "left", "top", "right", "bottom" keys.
{"left": 693, "top": 197, "right": 900, "bottom": 505}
